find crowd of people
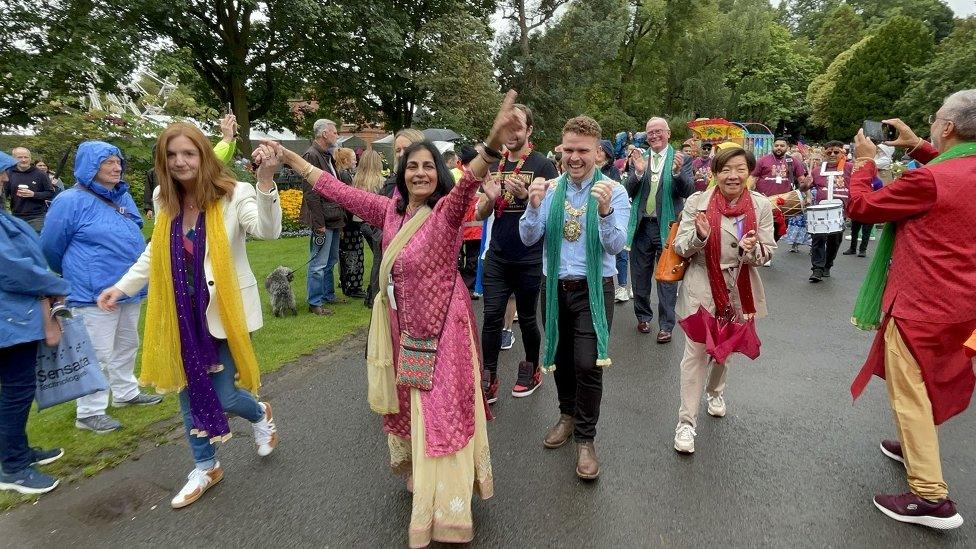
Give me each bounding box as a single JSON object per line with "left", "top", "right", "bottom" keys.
{"left": 1, "top": 87, "right": 975, "bottom": 544}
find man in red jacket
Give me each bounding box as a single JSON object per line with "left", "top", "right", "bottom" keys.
{"left": 847, "top": 89, "right": 976, "bottom": 530}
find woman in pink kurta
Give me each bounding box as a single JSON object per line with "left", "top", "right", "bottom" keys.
{"left": 265, "top": 92, "right": 521, "bottom": 547}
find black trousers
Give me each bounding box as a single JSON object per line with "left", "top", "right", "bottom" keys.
{"left": 362, "top": 224, "right": 381, "bottom": 306}
{"left": 811, "top": 230, "right": 844, "bottom": 272}
{"left": 459, "top": 240, "right": 480, "bottom": 292}
{"left": 541, "top": 278, "right": 614, "bottom": 442}
{"left": 482, "top": 254, "right": 542, "bottom": 374}
{"left": 339, "top": 220, "right": 365, "bottom": 295}
{"left": 631, "top": 216, "right": 678, "bottom": 330}
{"left": 848, "top": 221, "right": 872, "bottom": 253}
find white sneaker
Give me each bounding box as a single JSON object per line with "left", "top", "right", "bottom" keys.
{"left": 674, "top": 423, "right": 696, "bottom": 454}
{"left": 707, "top": 395, "right": 726, "bottom": 418}
{"left": 253, "top": 402, "right": 279, "bottom": 457}
{"left": 628, "top": 287, "right": 634, "bottom": 299}
{"left": 614, "top": 286, "right": 630, "bottom": 303}
{"left": 171, "top": 464, "right": 223, "bottom": 509}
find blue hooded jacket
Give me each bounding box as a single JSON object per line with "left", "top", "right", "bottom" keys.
{"left": 1, "top": 150, "right": 71, "bottom": 348}
{"left": 40, "top": 141, "right": 147, "bottom": 307}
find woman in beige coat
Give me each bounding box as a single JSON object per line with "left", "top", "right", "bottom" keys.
{"left": 671, "top": 146, "right": 776, "bottom": 454}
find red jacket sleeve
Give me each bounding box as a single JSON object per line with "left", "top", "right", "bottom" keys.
{"left": 846, "top": 160, "right": 936, "bottom": 224}
{"left": 910, "top": 141, "right": 939, "bottom": 164}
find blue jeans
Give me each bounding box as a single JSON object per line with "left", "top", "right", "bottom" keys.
{"left": 615, "top": 250, "right": 629, "bottom": 286}
{"left": 179, "top": 341, "right": 263, "bottom": 470}
{"left": 0, "top": 341, "right": 38, "bottom": 474}
{"left": 307, "top": 229, "right": 340, "bottom": 306}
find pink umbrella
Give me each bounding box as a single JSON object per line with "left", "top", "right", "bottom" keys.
{"left": 679, "top": 305, "right": 761, "bottom": 364}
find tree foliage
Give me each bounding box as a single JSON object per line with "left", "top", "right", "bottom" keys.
{"left": 0, "top": 0, "right": 142, "bottom": 128}
{"left": 815, "top": 15, "right": 934, "bottom": 138}
{"left": 894, "top": 17, "right": 976, "bottom": 132}
{"left": 813, "top": 3, "right": 865, "bottom": 64}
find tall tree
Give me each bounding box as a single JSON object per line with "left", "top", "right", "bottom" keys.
{"left": 500, "top": 0, "right": 571, "bottom": 57}
{"left": 817, "top": 15, "right": 934, "bottom": 137}
{"left": 322, "top": 0, "right": 495, "bottom": 133}
{"left": 0, "top": 0, "right": 141, "bottom": 127}
{"left": 813, "top": 3, "right": 865, "bottom": 64}
{"left": 413, "top": 15, "right": 502, "bottom": 138}
{"left": 851, "top": 0, "right": 955, "bottom": 42}
{"left": 894, "top": 17, "right": 976, "bottom": 132}
{"left": 112, "top": 0, "right": 344, "bottom": 153}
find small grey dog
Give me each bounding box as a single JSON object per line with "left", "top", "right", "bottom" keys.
{"left": 265, "top": 266, "right": 298, "bottom": 317}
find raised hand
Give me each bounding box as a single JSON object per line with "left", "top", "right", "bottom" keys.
{"left": 591, "top": 181, "right": 613, "bottom": 216}
{"left": 486, "top": 90, "right": 521, "bottom": 151}
{"left": 632, "top": 150, "right": 647, "bottom": 176}
{"left": 482, "top": 174, "right": 502, "bottom": 201}
{"left": 672, "top": 152, "right": 685, "bottom": 174}
{"left": 738, "top": 229, "right": 758, "bottom": 253}
{"left": 252, "top": 143, "right": 282, "bottom": 187}
{"left": 506, "top": 176, "right": 529, "bottom": 200}
{"left": 882, "top": 118, "right": 922, "bottom": 149}
{"left": 220, "top": 113, "right": 237, "bottom": 141}
{"left": 695, "top": 212, "right": 711, "bottom": 241}
{"left": 528, "top": 177, "right": 548, "bottom": 209}
{"left": 854, "top": 129, "right": 878, "bottom": 161}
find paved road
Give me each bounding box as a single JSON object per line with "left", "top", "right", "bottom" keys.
{"left": 2, "top": 246, "right": 974, "bottom": 547}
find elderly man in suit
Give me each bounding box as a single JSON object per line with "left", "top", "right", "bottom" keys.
{"left": 848, "top": 89, "right": 976, "bottom": 530}
{"left": 624, "top": 117, "right": 694, "bottom": 343}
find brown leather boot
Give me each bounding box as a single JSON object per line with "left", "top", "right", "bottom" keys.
{"left": 543, "top": 414, "right": 574, "bottom": 449}
{"left": 576, "top": 441, "right": 600, "bottom": 480}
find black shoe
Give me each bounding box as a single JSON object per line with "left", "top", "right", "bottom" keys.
{"left": 858, "top": 251, "right": 867, "bottom": 257}
{"left": 809, "top": 270, "right": 822, "bottom": 283}
{"left": 344, "top": 290, "right": 367, "bottom": 299}
{"left": 822, "top": 269, "right": 831, "bottom": 278}
{"left": 29, "top": 447, "right": 64, "bottom": 467}
{"left": 842, "top": 249, "right": 856, "bottom": 255}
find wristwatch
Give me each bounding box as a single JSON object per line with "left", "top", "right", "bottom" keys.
{"left": 480, "top": 142, "right": 503, "bottom": 161}
{"left": 599, "top": 207, "right": 614, "bottom": 218}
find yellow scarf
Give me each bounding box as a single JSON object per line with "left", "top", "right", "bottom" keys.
{"left": 365, "top": 206, "right": 432, "bottom": 414}
{"left": 140, "top": 202, "right": 261, "bottom": 394}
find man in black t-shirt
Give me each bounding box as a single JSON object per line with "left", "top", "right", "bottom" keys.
{"left": 475, "top": 104, "right": 558, "bottom": 404}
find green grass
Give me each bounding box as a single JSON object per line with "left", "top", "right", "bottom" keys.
{"left": 1, "top": 229, "right": 373, "bottom": 510}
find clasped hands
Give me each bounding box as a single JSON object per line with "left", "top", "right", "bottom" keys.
{"left": 694, "top": 212, "right": 757, "bottom": 252}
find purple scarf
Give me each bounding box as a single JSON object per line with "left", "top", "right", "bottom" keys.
{"left": 171, "top": 214, "right": 230, "bottom": 440}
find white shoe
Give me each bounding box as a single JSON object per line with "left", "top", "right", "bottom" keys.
{"left": 707, "top": 395, "right": 726, "bottom": 417}
{"left": 674, "top": 423, "right": 696, "bottom": 454}
{"left": 628, "top": 287, "right": 634, "bottom": 298}
{"left": 171, "top": 464, "right": 223, "bottom": 509}
{"left": 253, "top": 402, "right": 279, "bottom": 457}
{"left": 614, "top": 286, "right": 630, "bottom": 303}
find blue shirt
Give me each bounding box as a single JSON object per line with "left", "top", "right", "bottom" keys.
{"left": 519, "top": 171, "right": 631, "bottom": 279}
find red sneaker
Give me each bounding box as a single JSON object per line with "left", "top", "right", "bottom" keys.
{"left": 880, "top": 439, "right": 904, "bottom": 464}
{"left": 874, "top": 492, "right": 963, "bottom": 530}
{"left": 512, "top": 361, "right": 542, "bottom": 398}
{"left": 482, "top": 372, "right": 499, "bottom": 405}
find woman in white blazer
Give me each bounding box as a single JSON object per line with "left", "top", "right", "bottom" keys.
{"left": 670, "top": 145, "right": 775, "bottom": 455}
{"left": 98, "top": 122, "right": 282, "bottom": 509}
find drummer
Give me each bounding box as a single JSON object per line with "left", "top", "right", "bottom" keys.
{"left": 752, "top": 136, "right": 807, "bottom": 197}
{"left": 752, "top": 137, "right": 809, "bottom": 254}
{"left": 804, "top": 140, "right": 852, "bottom": 282}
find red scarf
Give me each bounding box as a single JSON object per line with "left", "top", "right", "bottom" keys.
{"left": 704, "top": 189, "right": 758, "bottom": 320}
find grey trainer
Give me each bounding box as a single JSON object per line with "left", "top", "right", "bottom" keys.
{"left": 75, "top": 414, "right": 122, "bottom": 433}
{"left": 114, "top": 393, "right": 164, "bottom": 407}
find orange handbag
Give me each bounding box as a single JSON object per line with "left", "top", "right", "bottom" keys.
{"left": 654, "top": 213, "right": 687, "bottom": 282}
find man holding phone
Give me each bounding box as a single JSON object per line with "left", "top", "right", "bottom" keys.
{"left": 848, "top": 89, "right": 976, "bottom": 530}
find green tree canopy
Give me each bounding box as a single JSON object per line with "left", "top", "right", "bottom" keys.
{"left": 894, "top": 17, "right": 976, "bottom": 133}
{"left": 813, "top": 3, "right": 865, "bottom": 64}
{"left": 816, "top": 15, "right": 934, "bottom": 138}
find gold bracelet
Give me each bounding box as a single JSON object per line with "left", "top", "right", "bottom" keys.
{"left": 907, "top": 138, "right": 924, "bottom": 155}
{"left": 299, "top": 162, "right": 315, "bottom": 179}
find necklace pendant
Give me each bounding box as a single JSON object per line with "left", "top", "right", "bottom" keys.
{"left": 563, "top": 218, "right": 583, "bottom": 242}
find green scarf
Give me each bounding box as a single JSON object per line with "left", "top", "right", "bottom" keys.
{"left": 851, "top": 141, "right": 976, "bottom": 330}
{"left": 626, "top": 145, "right": 676, "bottom": 248}
{"left": 543, "top": 171, "right": 612, "bottom": 371}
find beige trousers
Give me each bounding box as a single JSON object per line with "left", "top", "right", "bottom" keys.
{"left": 883, "top": 321, "right": 948, "bottom": 500}
{"left": 678, "top": 337, "right": 729, "bottom": 428}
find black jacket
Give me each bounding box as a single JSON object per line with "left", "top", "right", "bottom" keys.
{"left": 4, "top": 166, "right": 54, "bottom": 219}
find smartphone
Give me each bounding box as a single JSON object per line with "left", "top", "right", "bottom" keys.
{"left": 862, "top": 120, "right": 897, "bottom": 142}
{"left": 225, "top": 102, "right": 238, "bottom": 138}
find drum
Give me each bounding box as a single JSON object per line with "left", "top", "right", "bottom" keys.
{"left": 805, "top": 199, "right": 844, "bottom": 234}
{"left": 771, "top": 190, "right": 805, "bottom": 217}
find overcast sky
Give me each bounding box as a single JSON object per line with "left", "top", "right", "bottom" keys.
{"left": 946, "top": 0, "right": 976, "bottom": 16}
